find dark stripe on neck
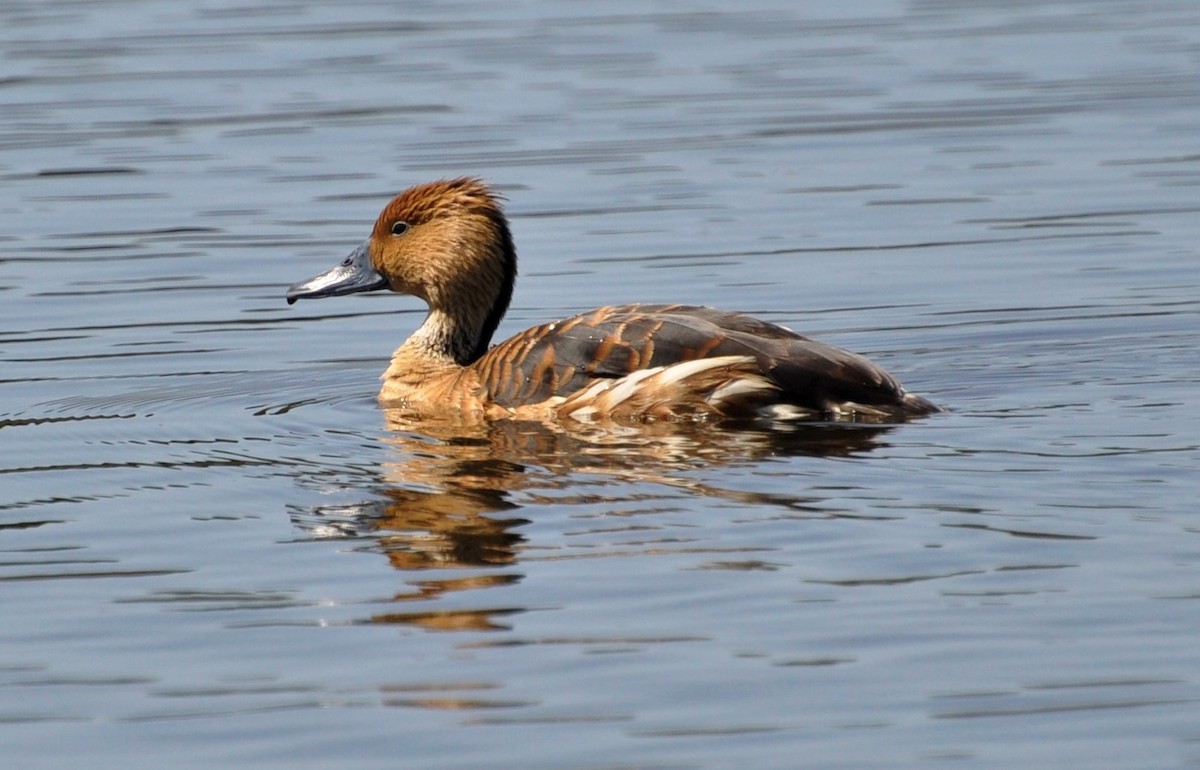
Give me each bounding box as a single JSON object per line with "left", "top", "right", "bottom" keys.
{"left": 465, "top": 206, "right": 517, "bottom": 363}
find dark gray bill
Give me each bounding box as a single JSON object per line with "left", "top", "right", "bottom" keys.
{"left": 286, "top": 243, "right": 387, "bottom": 304}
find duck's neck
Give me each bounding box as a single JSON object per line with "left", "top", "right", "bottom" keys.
{"left": 404, "top": 306, "right": 489, "bottom": 367}
{"left": 381, "top": 302, "right": 497, "bottom": 406}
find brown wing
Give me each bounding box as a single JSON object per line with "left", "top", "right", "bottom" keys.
{"left": 471, "top": 304, "right": 935, "bottom": 416}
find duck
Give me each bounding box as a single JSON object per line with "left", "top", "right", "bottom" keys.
{"left": 286, "top": 178, "right": 939, "bottom": 424}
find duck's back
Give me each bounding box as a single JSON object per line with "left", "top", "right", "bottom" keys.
{"left": 470, "top": 304, "right": 936, "bottom": 420}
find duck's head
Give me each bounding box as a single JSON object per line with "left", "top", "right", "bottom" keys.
{"left": 286, "top": 178, "right": 517, "bottom": 345}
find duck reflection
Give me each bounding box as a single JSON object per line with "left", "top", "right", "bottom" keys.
{"left": 290, "top": 413, "right": 895, "bottom": 632}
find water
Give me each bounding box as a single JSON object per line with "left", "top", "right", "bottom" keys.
{"left": 2, "top": 1, "right": 1199, "bottom": 768}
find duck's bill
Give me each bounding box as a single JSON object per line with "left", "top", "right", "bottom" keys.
{"left": 286, "top": 243, "right": 387, "bottom": 304}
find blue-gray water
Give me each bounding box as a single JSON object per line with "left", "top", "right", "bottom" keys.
{"left": 2, "top": 1, "right": 1199, "bottom": 768}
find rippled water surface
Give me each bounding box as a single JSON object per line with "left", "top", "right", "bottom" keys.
{"left": 3, "top": 1, "right": 1199, "bottom": 768}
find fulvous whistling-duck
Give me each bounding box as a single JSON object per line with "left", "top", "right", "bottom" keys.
{"left": 286, "top": 178, "right": 939, "bottom": 423}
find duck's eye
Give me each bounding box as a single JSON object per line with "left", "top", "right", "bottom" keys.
{"left": 390, "top": 221, "right": 409, "bottom": 236}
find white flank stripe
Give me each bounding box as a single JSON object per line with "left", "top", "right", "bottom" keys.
{"left": 708, "top": 377, "right": 775, "bottom": 405}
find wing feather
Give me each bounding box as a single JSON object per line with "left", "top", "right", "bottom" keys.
{"left": 471, "top": 304, "right": 933, "bottom": 417}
